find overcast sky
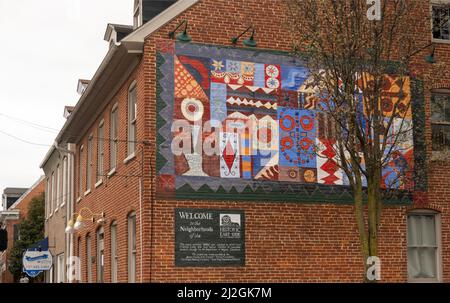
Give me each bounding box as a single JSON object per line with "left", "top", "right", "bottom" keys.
{"left": 0, "top": 0, "right": 132, "bottom": 209}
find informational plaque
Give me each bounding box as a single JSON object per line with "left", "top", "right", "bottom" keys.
{"left": 175, "top": 208, "right": 245, "bottom": 266}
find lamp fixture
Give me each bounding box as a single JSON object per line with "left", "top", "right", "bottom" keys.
{"left": 407, "top": 43, "right": 437, "bottom": 64}
{"left": 168, "top": 20, "right": 192, "bottom": 43}
{"left": 231, "top": 26, "right": 257, "bottom": 48}
{"left": 425, "top": 45, "right": 436, "bottom": 64}
{"left": 65, "top": 207, "right": 106, "bottom": 234}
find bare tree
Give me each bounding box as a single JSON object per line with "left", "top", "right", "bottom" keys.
{"left": 286, "top": 0, "right": 448, "bottom": 281}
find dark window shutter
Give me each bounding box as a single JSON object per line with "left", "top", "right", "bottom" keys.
{"left": 0, "top": 229, "right": 7, "bottom": 251}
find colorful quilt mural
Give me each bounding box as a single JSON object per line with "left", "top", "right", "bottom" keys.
{"left": 156, "top": 42, "right": 426, "bottom": 204}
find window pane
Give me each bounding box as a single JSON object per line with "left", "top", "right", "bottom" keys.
{"left": 111, "top": 223, "right": 117, "bottom": 283}
{"left": 87, "top": 137, "right": 92, "bottom": 190}
{"left": 432, "top": 124, "right": 450, "bottom": 151}
{"left": 433, "top": 6, "right": 450, "bottom": 40}
{"left": 408, "top": 247, "right": 437, "bottom": 279}
{"left": 98, "top": 124, "right": 104, "bottom": 179}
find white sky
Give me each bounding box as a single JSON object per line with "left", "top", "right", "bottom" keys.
{"left": 0, "top": 0, "right": 132, "bottom": 209}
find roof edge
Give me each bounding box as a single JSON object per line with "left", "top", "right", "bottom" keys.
{"left": 9, "top": 176, "right": 45, "bottom": 210}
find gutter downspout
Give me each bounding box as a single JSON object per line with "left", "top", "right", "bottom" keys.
{"left": 53, "top": 141, "right": 75, "bottom": 283}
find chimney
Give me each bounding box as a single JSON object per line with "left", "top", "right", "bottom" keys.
{"left": 133, "top": 0, "right": 177, "bottom": 29}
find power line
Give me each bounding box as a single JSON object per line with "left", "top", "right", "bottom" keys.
{"left": 0, "top": 129, "right": 51, "bottom": 147}
{"left": 0, "top": 112, "right": 59, "bottom": 133}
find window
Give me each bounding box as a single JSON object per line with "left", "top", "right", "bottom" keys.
{"left": 110, "top": 221, "right": 118, "bottom": 283}
{"left": 431, "top": 92, "right": 450, "bottom": 151}
{"left": 57, "top": 253, "right": 65, "bottom": 283}
{"left": 407, "top": 211, "right": 442, "bottom": 282}
{"left": 128, "top": 212, "right": 136, "bottom": 283}
{"left": 432, "top": 2, "right": 450, "bottom": 41}
{"left": 51, "top": 172, "right": 55, "bottom": 214}
{"left": 97, "top": 121, "right": 105, "bottom": 181}
{"left": 77, "top": 237, "right": 82, "bottom": 283}
{"left": 62, "top": 157, "right": 68, "bottom": 206}
{"left": 46, "top": 177, "right": 50, "bottom": 218}
{"left": 86, "top": 234, "right": 92, "bottom": 283}
{"left": 96, "top": 227, "right": 104, "bottom": 283}
{"left": 86, "top": 135, "right": 93, "bottom": 191}
{"left": 48, "top": 263, "right": 54, "bottom": 283}
{"left": 128, "top": 83, "right": 137, "bottom": 156}
{"left": 110, "top": 105, "right": 118, "bottom": 171}
{"left": 78, "top": 145, "right": 84, "bottom": 197}
{"left": 13, "top": 224, "right": 19, "bottom": 244}
{"left": 56, "top": 164, "right": 61, "bottom": 209}
{"left": 133, "top": 0, "right": 142, "bottom": 28}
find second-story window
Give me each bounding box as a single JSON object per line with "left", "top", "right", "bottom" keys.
{"left": 431, "top": 92, "right": 450, "bottom": 151}
{"left": 45, "top": 177, "right": 50, "bottom": 218}
{"left": 86, "top": 135, "right": 93, "bottom": 192}
{"left": 78, "top": 145, "right": 83, "bottom": 198}
{"left": 128, "top": 82, "right": 137, "bottom": 156}
{"left": 432, "top": 2, "right": 450, "bottom": 41}
{"left": 62, "top": 156, "right": 68, "bottom": 206}
{"left": 97, "top": 121, "right": 104, "bottom": 182}
{"left": 56, "top": 164, "right": 61, "bottom": 209}
{"left": 51, "top": 171, "right": 56, "bottom": 213}
{"left": 110, "top": 104, "right": 118, "bottom": 171}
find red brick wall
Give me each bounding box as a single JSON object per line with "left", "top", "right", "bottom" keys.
{"left": 72, "top": 0, "right": 450, "bottom": 283}
{"left": 1, "top": 178, "right": 45, "bottom": 283}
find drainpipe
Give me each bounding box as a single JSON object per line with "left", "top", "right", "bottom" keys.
{"left": 53, "top": 141, "right": 75, "bottom": 283}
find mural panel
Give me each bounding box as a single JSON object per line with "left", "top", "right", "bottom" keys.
{"left": 156, "top": 42, "right": 424, "bottom": 203}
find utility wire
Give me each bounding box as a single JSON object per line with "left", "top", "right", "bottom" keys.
{"left": 0, "top": 112, "right": 59, "bottom": 133}
{"left": 0, "top": 129, "right": 51, "bottom": 147}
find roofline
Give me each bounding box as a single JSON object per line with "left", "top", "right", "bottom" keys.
{"left": 122, "top": 0, "right": 200, "bottom": 47}
{"left": 39, "top": 143, "right": 56, "bottom": 169}
{"left": 9, "top": 176, "right": 45, "bottom": 210}
{"left": 54, "top": 44, "right": 120, "bottom": 144}
{"left": 48, "top": 0, "right": 198, "bottom": 149}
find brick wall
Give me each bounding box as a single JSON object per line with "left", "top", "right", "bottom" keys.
{"left": 1, "top": 178, "right": 45, "bottom": 283}
{"left": 72, "top": 0, "right": 450, "bottom": 283}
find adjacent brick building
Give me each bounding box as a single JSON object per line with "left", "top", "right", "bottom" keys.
{"left": 0, "top": 177, "right": 45, "bottom": 283}
{"left": 46, "top": 0, "right": 450, "bottom": 283}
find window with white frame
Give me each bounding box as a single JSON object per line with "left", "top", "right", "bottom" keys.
{"left": 86, "top": 234, "right": 92, "bottom": 283}
{"left": 57, "top": 164, "right": 61, "bottom": 209}
{"left": 62, "top": 157, "right": 68, "bottom": 206}
{"left": 110, "top": 221, "right": 118, "bottom": 283}
{"left": 51, "top": 171, "right": 55, "bottom": 214}
{"left": 407, "top": 210, "right": 442, "bottom": 282}
{"left": 78, "top": 145, "right": 83, "bottom": 197}
{"left": 432, "top": 1, "right": 450, "bottom": 41}
{"left": 46, "top": 177, "right": 50, "bottom": 218}
{"left": 128, "top": 83, "right": 137, "bottom": 156}
{"left": 97, "top": 121, "right": 105, "bottom": 181}
{"left": 96, "top": 227, "right": 104, "bottom": 283}
{"left": 77, "top": 237, "right": 82, "bottom": 283}
{"left": 431, "top": 92, "right": 450, "bottom": 151}
{"left": 133, "top": 0, "right": 142, "bottom": 28}
{"left": 86, "top": 135, "right": 93, "bottom": 191}
{"left": 110, "top": 105, "right": 118, "bottom": 171}
{"left": 128, "top": 212, "right": 136, "bottom": 283}
{"left": 57, "top": 253, "right": 65, "bottom": 283}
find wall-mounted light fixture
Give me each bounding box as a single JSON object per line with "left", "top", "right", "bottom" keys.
{"left": 231, "top": 26, "right": 257, "bottom": 48}
{"left": 65, "top": 207, "right": 106, "bottom": 234}
{"left": 168, "top": 20, "right": 192, "bottom": 43}
{"left": 407, "top": 43, "right": 437, "bottom": 64}
{"left": 425, "top": 45, "right": 436, "bottom": 64}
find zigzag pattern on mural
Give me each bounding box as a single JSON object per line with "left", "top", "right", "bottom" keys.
{"left": 226, "top": 96, "right": 277, "bottom": 110}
